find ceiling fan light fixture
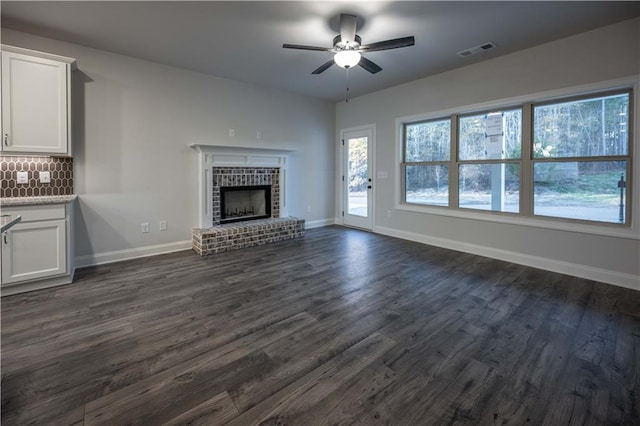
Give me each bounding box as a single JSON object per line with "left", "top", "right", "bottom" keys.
{"left": 334, "top": 50, "right": 361, "bottom": 68}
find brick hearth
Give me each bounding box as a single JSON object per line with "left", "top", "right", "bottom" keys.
{"left": 192, "top": 217, "right": 305, "bottom": 256}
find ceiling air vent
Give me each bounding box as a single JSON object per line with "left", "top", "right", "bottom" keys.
{"left": 457, "top": 42, "right": 496, "bottom": 58}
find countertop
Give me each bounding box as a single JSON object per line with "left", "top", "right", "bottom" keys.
{"left": 0, "top": 195, "right": 77, "bottom": 207}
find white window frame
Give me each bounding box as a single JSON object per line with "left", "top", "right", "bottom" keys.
{"left": 394, "top": 76, "right": 639, "bottom": 240}
{"left": 530, "top": 90, "right": 632, "bottom": 223}
{"left": 402, "top": 117, "right": 452, "bottom": 207}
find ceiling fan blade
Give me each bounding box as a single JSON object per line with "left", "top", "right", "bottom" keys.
{"left": 361, "top": 36, "right": 415, "bottom": 52}
{"left": 359, "top": 56, "right": 382, "bottom": 74}
{"left": 283, "top": 44, "right": 331, "bottom": 52}
{"left": 311, "top": 59, "right": 336, "bottom": 75}
{"left": 340, "top": 14, "right": 357, "bottom": 45}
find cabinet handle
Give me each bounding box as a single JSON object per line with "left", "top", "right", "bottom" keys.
{"left": 3, "top": 234, "right": 7, "bottom": 244}
{"left": 3, "top": 134, "right": 7, "bottom": 146}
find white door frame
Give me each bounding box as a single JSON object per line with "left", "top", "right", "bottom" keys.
{"left": 340, "top": 124, "right": 376, "bottom": 230}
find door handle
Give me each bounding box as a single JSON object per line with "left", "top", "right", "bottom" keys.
{"left": 3, "top": 233, "right": 7, "bottom": 244}
{"left": 3, "top": 134, "right": 8, "bottom": 146}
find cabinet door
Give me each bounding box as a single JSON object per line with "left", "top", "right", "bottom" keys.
{"left": 1, "top": 51, "right": 69, "bottom": 154}
{"left": 1, "top": 219, "right": 67, "bottom": 285}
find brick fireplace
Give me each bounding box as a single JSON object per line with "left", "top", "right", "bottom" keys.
{"left": 190, "top": 144, "right": 304, "bottom": 256}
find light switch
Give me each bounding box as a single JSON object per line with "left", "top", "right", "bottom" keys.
{"left": 39, "top": 171, "right": 51, "bottom": 183}
{"left": 17, "top": 171, "right": 28, "bottom": 184}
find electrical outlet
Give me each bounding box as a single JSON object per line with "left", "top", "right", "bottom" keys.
{"left": 141, "top": 222, "right": 150, "bottom": 233}
{"left": 39, "top": 171, "right": 51, "bottom": 183}
{"left": 307, "top": 205, "right": 311, "bottom": 213}
{"left": 159, "top": 220, "right": 167, "bottom": 231}
{"left": 387, "top": 210, "right": 392, "bottom": 218}
{"left": 17, "top": 171, "right": 28, "bottom": 184}
{"left": 229, "top": 128, "right": 235, "bottom": 137}
{"left": 256, "top": 131, "right": 262, "bottom": 140}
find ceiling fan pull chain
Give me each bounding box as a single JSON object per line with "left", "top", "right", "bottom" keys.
{"left": 345, "top": 67, "right": 350, "bottom": 103}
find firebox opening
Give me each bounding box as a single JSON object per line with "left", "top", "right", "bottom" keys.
{"left": 220, "top": 185, "right": 271, "bottom": 224}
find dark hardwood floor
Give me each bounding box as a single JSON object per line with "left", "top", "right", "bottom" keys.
{"left": 1, "top": 226, "right": 639, "bottom": 425}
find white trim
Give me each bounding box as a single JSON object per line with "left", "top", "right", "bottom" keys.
{"left": 394, "top": 204, "right": 639, "bottom": 240}
{"left": 394, "top": 75, "right": 640, "bottom": 240}
{"left": 1, "top": 44, "right": 76, "bottom": 67}
{"left": 374, "top": 225, "right": 640, "bottom": 291}
{"left": 75, "top": 240, "right": 192, "bottom": 269}
{"left": 189, "top": 144, "right": 293, "bottom": 156}
{"left": 190, "top": 144, "right": 292, "bottom": 228}
{"left": 305, "top": 218, "right": 338, "bottom": 229}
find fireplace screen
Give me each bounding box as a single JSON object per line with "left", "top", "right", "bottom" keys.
{"left": 220, "top": 185, "right": 271, "bottom": 224}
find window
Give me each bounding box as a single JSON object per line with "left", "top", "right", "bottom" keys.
{"left": 401, "top": 89, "right": 633, "bottom": 225}
{"left": 403, "top": 119, "right": 450, "bottom": 206}
{"left": 532, "top": 92, "right": 631, "bottom": 223}
{"left": 458, "top": 109, "right": 522, "bottom": 213}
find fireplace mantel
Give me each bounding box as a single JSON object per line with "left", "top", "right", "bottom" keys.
{"left": 190, "top": 144, "right": 293, "bottom": 227}
{"left": 190, "top": 144, "right": 293, "bottom": 157}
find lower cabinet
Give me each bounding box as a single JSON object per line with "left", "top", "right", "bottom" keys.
{"left": 1, "top": 203, "right": 74, "bottom": 294}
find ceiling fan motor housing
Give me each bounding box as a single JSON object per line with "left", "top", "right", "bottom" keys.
{"left": 333, "top": 34, "right": 362, "bottom": 51}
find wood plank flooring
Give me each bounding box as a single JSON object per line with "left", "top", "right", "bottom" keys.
{"left": 1, "top": 225, "right": 639, "bottom": 425}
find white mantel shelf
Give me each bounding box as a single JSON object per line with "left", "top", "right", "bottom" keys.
{"left": 190, "top": 144, "right": 294, "bottom": 155}
{"left": 191, "top": 144, "right": 292, "bottom": 228}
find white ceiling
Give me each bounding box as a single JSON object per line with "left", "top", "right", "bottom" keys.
{"left": 2, "top": 1, "right": 639, "bottom": 102}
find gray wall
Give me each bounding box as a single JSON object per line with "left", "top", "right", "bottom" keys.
{"left": 2, "top": 29, "right": 336, "bottom": 261}
{"left": 336, "top": 18, "right": 640, "bottom": 287}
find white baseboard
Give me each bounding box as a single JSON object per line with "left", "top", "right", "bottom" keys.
{"left": 374, "top": 226, "right": 640, "bottom": 291}
{"left": 75, "top": 240, "right": 192, "bottom": 269}
{"left": 74, "top": 218, "right": 339, "bottom": 269}
{"left": 305, "top": 218, "right": 338, "bottom": 229}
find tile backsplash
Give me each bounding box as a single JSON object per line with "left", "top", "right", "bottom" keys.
{"left": 1, "top": 156, "right": 73, "bottom": 198}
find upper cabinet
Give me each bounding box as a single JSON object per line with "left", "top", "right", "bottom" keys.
{"left": 1, "top": 45, "right": 75, "bottom": 156}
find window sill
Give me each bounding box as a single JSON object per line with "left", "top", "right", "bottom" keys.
{"left": 394, "top": 202, "right": 639, "bottom": 240}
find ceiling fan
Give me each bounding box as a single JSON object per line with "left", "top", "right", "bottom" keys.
{"left": 283, "top": 14, "right": 415, "bottom": 75}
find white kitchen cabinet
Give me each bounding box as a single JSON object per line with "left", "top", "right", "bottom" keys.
{"left": 2, "top": 219, "right": 66, "bottom": 284}
{"left": 1, "top": 45, "right": 75, "bottom": 155}
{"left": 1, "top": 202, "right": 74, "bottom": 294}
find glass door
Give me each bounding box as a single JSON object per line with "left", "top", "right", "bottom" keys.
{"left": 342, "top": 126, "right": 374, "bottom": 230}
